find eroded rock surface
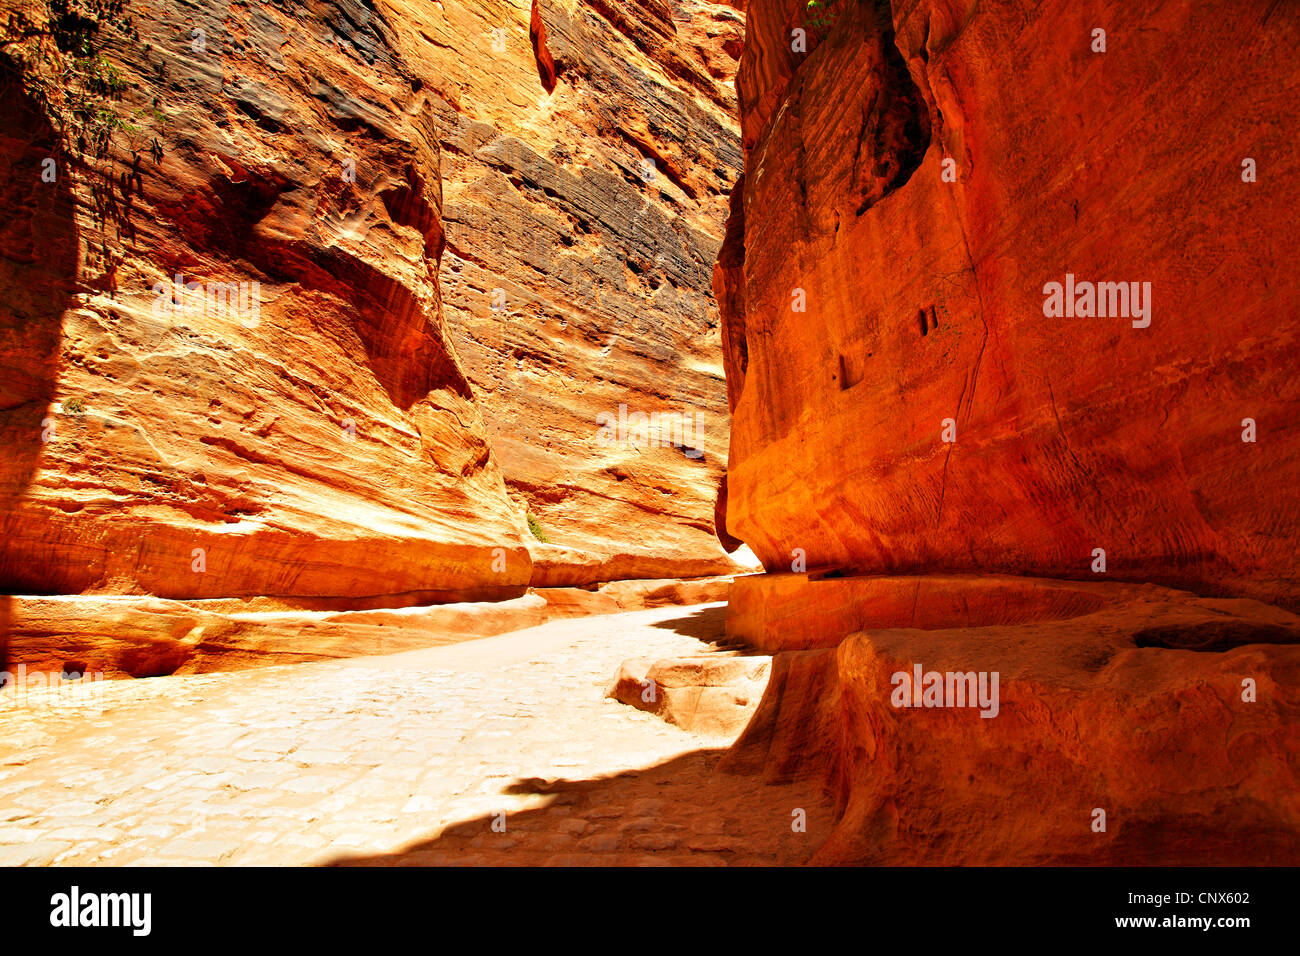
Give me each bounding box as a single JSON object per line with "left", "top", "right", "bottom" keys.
{"left": 0, "top": 0, "right": 748, "bottom": 613}
{"left": 7, "top": 574, "right": 734, "bottom": 677}
{"left": 416, "top": 0, "right": 747, "bottom": 581}
{"left": 720, "top": 0, "right": 1300, "bottom": 608}
{"left": 723, "top": 578, "right": 1300, "bottom": 864}
{"left": 1, "top": 1, "right": 529, "bottom": 601}
{"left": 714, "top": 0, "right": 1300, "bottom": 866}
{"left": 608, "top": 651, "right": 769, "bottom": 734}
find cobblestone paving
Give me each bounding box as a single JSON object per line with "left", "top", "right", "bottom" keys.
{"left": 0, "top": 603, "right": 831, "bottom": 866}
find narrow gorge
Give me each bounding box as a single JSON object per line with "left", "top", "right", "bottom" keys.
{"left": 2, "top": 0, "right": 754, "bottom": 674}
{"left": 0, "top": 0, "right": 1296, "bottom": 870}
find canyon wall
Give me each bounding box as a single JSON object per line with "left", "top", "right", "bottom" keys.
{"left": 714, "top": 0, "right": 1300, "bottom": 866}
{"left": 393, "top": 0, "right": 748, "bottom": 584}
{"left": 0, "top": 0, "right": 745, "bottom": 604}
{"left": 720, "top": 0, "right": 1300, "bottom": 610}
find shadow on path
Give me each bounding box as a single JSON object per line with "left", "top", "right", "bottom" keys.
{"left": 322, "top": 748, "right": 832, "bottom": 867}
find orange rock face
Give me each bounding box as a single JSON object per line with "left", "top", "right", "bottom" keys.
{"left": 388, "top": 0, "right": 748, "bottom": 582}
{"left": 1, "top": 2, "right": 529, "bottom": 601}
{"left": 724, "top": 575, "right": 1300, "bottom": 864}
{"left": 714, "top": 0, "right": 1300, "bottom": 864}
{"left": 0, "top": 0, "right": 747, "bottom": 605}
{"left": 720, "top": 0, "right": 1300, "bottom": 609}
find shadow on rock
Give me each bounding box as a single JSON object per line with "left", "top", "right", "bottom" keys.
{"left": 645, "top": 604, "right": 764, "bottom": 656}
{"left": 0, "top": 53, "right": 79, "bottom": 604}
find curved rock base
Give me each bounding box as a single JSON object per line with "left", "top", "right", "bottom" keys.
{"left": 722, "top": 574, "right": 1300, "bottom": 865}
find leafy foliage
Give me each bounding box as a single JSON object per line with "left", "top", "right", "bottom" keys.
{"left": 2, "top": 1, "right": 163, "bottom": 272}
{"left": 805, "top": 0, "right": 844, "bottom": 33}
{"left": 526, "top": 513, "right": 551, "bottom": 543}
{"left": 2, "top": 1, "right": 142, "bottom": 161}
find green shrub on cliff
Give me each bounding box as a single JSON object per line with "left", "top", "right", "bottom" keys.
{"left": 1, "top": 0, "right": 141, "bottom": 162}
{"left": 526, "top": 514, "right": 551, "bottom": 544}
{"left": 805, "top": 0, "right": 844, "bottom": 32}
{"left": 2, "top": 1, "right": 164, "bottom": 275}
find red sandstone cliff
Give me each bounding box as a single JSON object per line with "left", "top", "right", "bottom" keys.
{"left": 715, "top": 0, "right": 1300, "bottom": 866}
{"left": 719, "top": 0, "right": 1300, "bottom": 610}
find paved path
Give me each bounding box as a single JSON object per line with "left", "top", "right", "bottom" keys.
{"left": 0, "top": 603, "right": 829, "bottom": 866}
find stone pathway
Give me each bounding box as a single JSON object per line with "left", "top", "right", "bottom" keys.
{"left": 0, "top": 603, "right": 830, "bottom": 866}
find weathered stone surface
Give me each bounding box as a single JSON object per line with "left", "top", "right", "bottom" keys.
{"left": 594, "top": 572, "right": 735, "bottom": 608}
{"left": 730, "top": 570, "right": 1300, "bottom": 652}
{"left": 732, "top": 572, "right": 1161, "bottom": 651}
{"left": 5, "top": 574, "right": 738, "bottom": 677}
{"left": 608, "top": 652, "right": 769, "bottom": 735}
{"left": 723, "top": 579, "right": 1300, "bottom": 864}
{"left": 1, "top": 1, "right": 531, "bottom": 601}
{"left": 721, "top": 0, "right": 1300, "bottom": 609}
{"left": 0, "top": 0, "right": 748, "bottom": 613}
{"left": 388, "top": 0, "right": 748, "bottom": 582}
{"left": 714, "top": 0, "right": 1300, "bottom": 866}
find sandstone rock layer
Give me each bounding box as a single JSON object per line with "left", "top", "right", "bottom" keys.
{"left": 720, "top": 0, "right": 1300, "bottom": 609}
{"left": 7, "top": 574, "right": 734, "bottom": 677}
{"left": 386, "top": 0, "right": 748, "bottom": 581}
{"left": 715, "top": 0, "right": 1300, "bottom": 867}
{"left": 1, "top": 0, "right": 748, "bottom": 611}
{"left": 723, "top": 578, "right": 1300, "bottom": 864}
{"left": 2, "top": 0, "right": 530, "bottom": 601}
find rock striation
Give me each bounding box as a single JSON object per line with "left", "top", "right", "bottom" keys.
{"left": 719, "top": 0, "right": 1300, "bottom": 609}
{"left": 0, "top": 0, "right": 748, "bottom": 613}
{"left": 416, "top": 0, "right": 748, "bottom": 582}
{"left": 2, "top": 0, "right": 527, "bottom": 602}
{"left": 715, "top": 0, "right": 1300, "bottom": 865}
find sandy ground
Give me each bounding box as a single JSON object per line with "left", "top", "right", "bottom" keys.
{"left": 0, "top": 603, "right": 830, "bottom": 866}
